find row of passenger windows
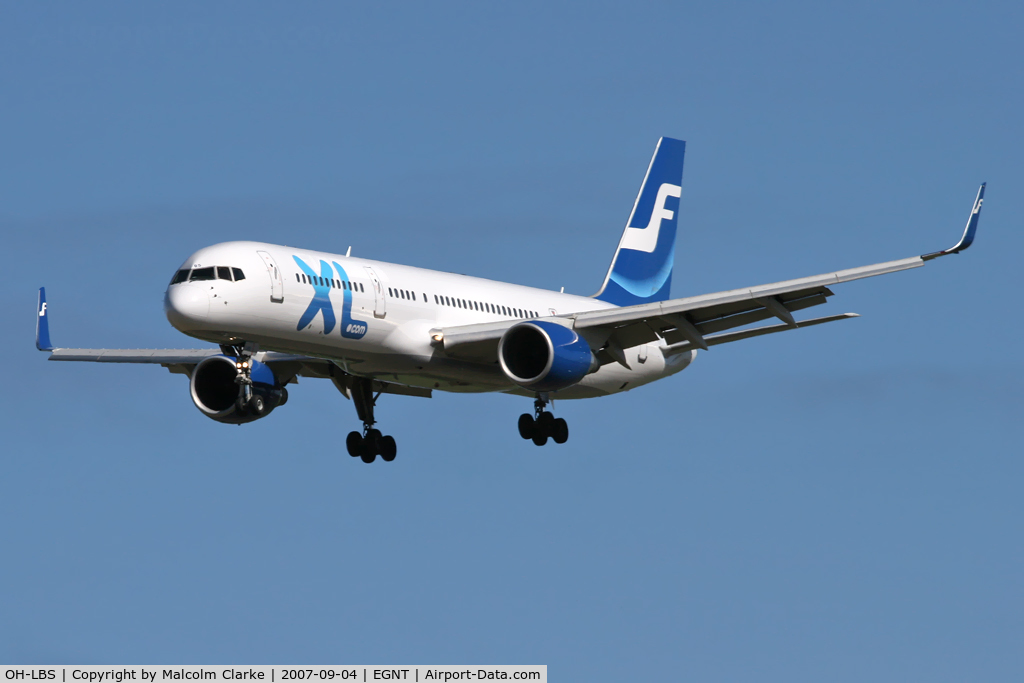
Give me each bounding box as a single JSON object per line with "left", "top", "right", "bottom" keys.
{"left": 387, "top": 285, "right": 538, "bottom": 319}
{"left": 295, "top": 272, "right": 365, "bottom": 292}
{"left": 436, "top": 294, "right": 538, "bottom": 319}
{"left": 170, "top": 266, "right": 245, "bottom": 285}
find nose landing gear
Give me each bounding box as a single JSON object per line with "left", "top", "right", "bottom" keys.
{"left": 518, "top": 395, "right": 569, "bottom": 446}
{"left": 224, "top": 342, "right": 266, "bottom": 416}
{"left": 344, "top": 377, "right": 398, "bottom": 463}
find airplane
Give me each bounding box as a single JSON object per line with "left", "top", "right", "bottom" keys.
{"left": 35, "top": 138, "right": 985, "bottom": 463}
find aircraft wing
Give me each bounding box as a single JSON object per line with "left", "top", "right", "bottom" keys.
{"left": 440, "top": 183, "right": 985, "bottom": 365}
{"left": 36, "top": 294, "right": 431, "bottom": 398}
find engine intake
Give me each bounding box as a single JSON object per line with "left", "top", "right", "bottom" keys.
{"left": 498, "top": 321, "right": 597, "bottom": 392}
{"left": 189, "top": 355, "right": 285, "bottom": 424}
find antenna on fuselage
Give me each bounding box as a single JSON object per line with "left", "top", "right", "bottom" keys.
{"left": 346, "top": 246, "right": 352, "bottom": 257}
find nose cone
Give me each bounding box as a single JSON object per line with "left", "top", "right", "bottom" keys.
{"left": 165, "top": 284, "right": 210, "bottom": 331}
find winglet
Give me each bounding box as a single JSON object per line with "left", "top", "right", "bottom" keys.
{"left": 922, "top": 183, "right": 985, "bottom": 261}
{"left": 36, "top": 287, "right": 53, "bottom": 351}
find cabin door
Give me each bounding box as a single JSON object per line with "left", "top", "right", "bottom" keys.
{"left": 364, "top": 267, "right": 386, "bottom": 319}
{"left": 257, "top": 250, "right": 285, "bottom": 303}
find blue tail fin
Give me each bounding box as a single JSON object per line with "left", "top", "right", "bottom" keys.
{"left": 36, "top": 287, "right": 53, "bottom": 351}
{"left": 593, "top": 137, "right": 685, "bottom": 306}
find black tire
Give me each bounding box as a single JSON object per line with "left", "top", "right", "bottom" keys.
{"left": 380, "top": 435, "right": 397, "bottom": 462}
{"left": 346, "top": 431, "right": 363, "bottom": 457}
{"left": 249, "top": 394, "right": 265, "bottom": 416}
{"left": 278, "top": 387, "right": 289, "bottom": 406}
{"left": 517, "top": 413, "right": 535, "bottom": 439}
{"left": 552, "top": 417, "right": 569, "bottom": 444}
{"left": 536, "top": 411, "right": 555, "bottom": 437}
{"left": 360, "top": 450, "right": 376, "bottom": 463}
{"left": 365, "top": 429, "right": 383, "bottom": 456}
{"left": 531, "top": 432, "right": 548, "bottom": 446}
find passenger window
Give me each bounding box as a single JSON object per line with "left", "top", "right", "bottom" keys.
{"left": 232, "top": 268, "right": 245, "bottom": 281}
{"left": 217, "top": 266, "right": 232, "bottom": 281}
{"left": 170, "top": 269, "right": 190, "bottom": 285}
{"left": 190, "top": 267, "right": 215, "bottom": 281}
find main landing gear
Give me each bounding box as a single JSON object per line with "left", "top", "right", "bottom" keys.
{"left": 518, "top": 395, "right": 569, "bottom": 446}
{"left": 344, "top": 377, "right": 398, "bottom": 463}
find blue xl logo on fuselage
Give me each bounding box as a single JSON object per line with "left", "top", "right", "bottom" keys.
{"left": 293, "top": 256, "right": 368, "bottom": 340}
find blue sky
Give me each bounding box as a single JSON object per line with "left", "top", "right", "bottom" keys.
{"left": 1, "top": 2, "right": 1021, "bottom": 680}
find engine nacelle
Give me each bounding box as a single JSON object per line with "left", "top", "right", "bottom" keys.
{"left": 189, "top": 355, "right": 286, "bottom": 424}
{"left": 498, "top": 320, "right": 598, "bottom": 392}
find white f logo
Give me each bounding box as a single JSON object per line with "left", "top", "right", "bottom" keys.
{"left": 618, "top": 183, "right": 681, "bottom": 254}
{"left": 39, "top": 302, "right": 47, "bottom": 317}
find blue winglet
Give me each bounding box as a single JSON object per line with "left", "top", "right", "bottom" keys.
{"left": 36, "top": 287, "right": 53, "bottom": 351}
{"left": 923, "top": 183, "right": 985, "bottom": 261}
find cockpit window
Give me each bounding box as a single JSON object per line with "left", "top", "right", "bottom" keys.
{"left": 170, "top": 269, "right": 190, "bottom": 285}
{"left": 217, "top": 266, "right": 233, "bottom": 281}
{"left": 190, "top": 267, "right": 216, "bottom": 281}
{"left": 232, "top": 268, "right": 245, "bottom": 281}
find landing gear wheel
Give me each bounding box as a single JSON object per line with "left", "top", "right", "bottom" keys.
{"left": 552, "top": 417, "right": 569, "bottom": 444}
{"left": 531, "top": 432, "right": 548, "bottom": 446}
{"left": 346, "top": 431, "right": 363, "bottom": 457}
{"left": 365, "top": 429, "right": 383, "bottom": 455}
{"left": 248, "top": 394, "right": 265, "bottom": 416}
{"left": 360, "top": 450, "right": 377, "bottom": 463}
{"left": 518, "top": 414, "right": 535, "bottom": 439}
{"left": 536, "top": 411, "right": 555, "bottom": 436}
{"left": 380, "top": 435, "right": 397, "bottom": 462}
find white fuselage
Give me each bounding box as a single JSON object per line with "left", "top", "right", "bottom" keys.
{"left": 164, "top": 241, "right": 694, "bottom": 399}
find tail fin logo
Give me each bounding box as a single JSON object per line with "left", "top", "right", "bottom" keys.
{"left": 618, "top": 182, "right": 681, "bottom": 253}
{"left": 594, "top": 137, "right": 686, "bottom": 307}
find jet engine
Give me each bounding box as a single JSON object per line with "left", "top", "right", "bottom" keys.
{"left": 498, "top": 320, "right": 599, "bottom": 392}
{"left": 189, "top": 355, "right": 286, "bottom": 424}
